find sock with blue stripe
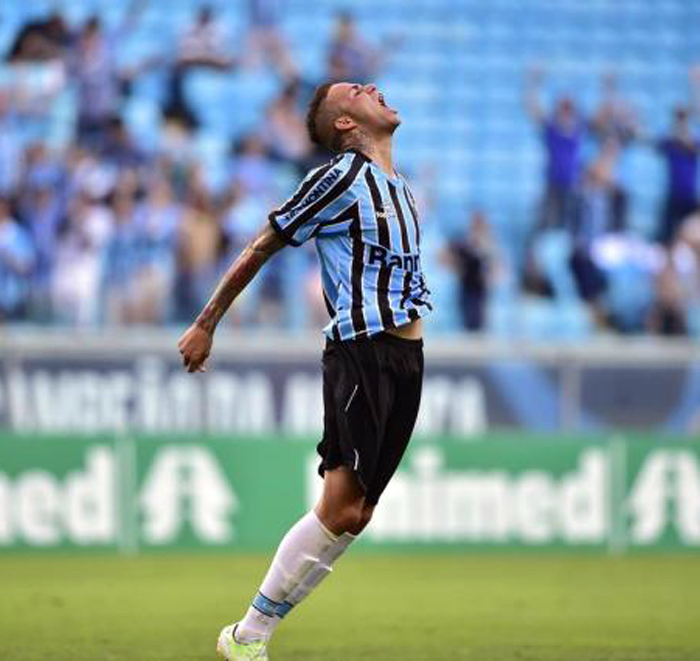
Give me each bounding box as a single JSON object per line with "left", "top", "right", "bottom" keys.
{"left": 236, "top": 510, "right": 355, "bottom": 643}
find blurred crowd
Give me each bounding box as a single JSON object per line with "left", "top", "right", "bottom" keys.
{"left": 520, "top": 66, "right": 700, "bottom": 335}
{"left": 444, "top": 67, "right": 700, "bottom": 336}
{"left": 0, "top": 3, "right": 393, "bottom": 328}
{"left": 0, "top": 3, "right": 698, "bottom": 337}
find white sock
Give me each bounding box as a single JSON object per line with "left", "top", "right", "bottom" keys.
{"left": 236, "top": 511, "right": 356, "bottom": 642}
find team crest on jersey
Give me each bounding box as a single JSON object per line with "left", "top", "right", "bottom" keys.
{"left": 289, "top": 168, "right": 342, "bottom": 218}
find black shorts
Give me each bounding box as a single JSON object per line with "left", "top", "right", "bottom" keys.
{"left": 316, "top": 332, "right": 424, "bottom": 505}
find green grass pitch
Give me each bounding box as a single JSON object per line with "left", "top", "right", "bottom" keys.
{"left": 1, "top": 552, "right": 699, "bottom": 660}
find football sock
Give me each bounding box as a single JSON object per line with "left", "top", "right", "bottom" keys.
{"left": 236, "top": 511, "right": 356, "bottom": 643}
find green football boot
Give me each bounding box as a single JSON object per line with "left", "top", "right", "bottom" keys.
{"left": 216, "top": 623, "right": 269, "bottom": 660}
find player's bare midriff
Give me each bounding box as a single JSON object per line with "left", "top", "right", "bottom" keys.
{"left": 386, "top": 318, "right": 423, "bottom": 340}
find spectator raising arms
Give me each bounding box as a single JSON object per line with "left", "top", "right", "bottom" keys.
{"left": 654, "top": 69, "right": 700, "bottom": 245}
{"left": 589, "top": 72, "right": 639, "bottom": 232}
{"left": 524, "top": 66, "right": 587, "bottom": 231}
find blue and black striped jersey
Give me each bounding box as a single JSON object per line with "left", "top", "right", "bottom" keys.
{"left": 269, "top": 149, "right": 433, "bottom": 341}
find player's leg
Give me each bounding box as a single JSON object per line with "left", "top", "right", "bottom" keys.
{"left": 234, "top": 466, "right": 367, "bottom": 646}
{"left": 227, "top": 334, "right": 421, "bottom": 656}
{"left": 254, "top": 334, "right": 422, "bottom": 631}
{"left": 219, "top": 338, "right": 385, "bottom": 657}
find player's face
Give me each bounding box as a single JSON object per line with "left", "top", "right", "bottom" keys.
{"left": 330, "top": 82, "right": 401, "bottom": 135}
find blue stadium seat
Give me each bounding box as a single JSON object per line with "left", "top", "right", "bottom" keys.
{"left": 123, "top": 97, "right": 161, "bottom": 151}
{"left": 603, "top": 259, "right": 656, "bottom": 332}
{"left": 532, "top": 230, "right": 577, "bottom": 301}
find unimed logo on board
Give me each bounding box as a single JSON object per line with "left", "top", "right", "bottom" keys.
{"left": 364, "top": 448, "right": 610, "bottom": 544}
{"left": 321, "top": 447, "right": 700, "bottom": 547}
{"left": 0, "top": 445, "right": 237, "bottom": 548}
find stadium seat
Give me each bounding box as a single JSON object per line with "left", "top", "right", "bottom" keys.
{"left": 532, "top": 230, "right": 578, "bottom": 301}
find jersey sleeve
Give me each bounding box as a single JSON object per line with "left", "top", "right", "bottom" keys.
{"left": 268, "top": 152, "right": 366, "bottom": 246}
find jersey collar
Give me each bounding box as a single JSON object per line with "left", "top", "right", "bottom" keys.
{"left": 342, "top": 147, "right": 372, "bottom": 162}
{"left": 342, "top": 148, "right": 401, "bottom": 183}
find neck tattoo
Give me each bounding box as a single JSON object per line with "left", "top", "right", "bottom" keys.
{"left": 343, "top": 130, "right": 373, "bottom": 156}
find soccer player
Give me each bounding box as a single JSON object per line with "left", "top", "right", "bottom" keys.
{"left": 178, "top": 81, "right": 433, "bottom": 660}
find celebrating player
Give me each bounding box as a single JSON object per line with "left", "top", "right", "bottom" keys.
{"left": 178, "top": 81, "right": 433, "bottom": 660}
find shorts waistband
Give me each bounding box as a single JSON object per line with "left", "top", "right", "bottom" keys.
{"left": 326, "top": 331, "right": 424, "bottom": 349}
{"left": 368, "top": 331, "right": 423, "bottom": 348}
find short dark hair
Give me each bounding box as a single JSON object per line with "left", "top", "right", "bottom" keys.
{"left": 306, "top": 83, "right": 342, "bottom": 152}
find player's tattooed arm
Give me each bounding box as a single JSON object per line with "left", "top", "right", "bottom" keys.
{"left": 178, "top": 221, "right": 286, "bottom": 373}
{"left": 194, "top": 222, "right": 287, "bottom": 334}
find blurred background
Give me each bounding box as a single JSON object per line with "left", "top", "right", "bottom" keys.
{"left": 0, "top": 0, "right": 699, "bottom": 338}
{"left": 0, "top": 0, "right": 699, "bottom": 559}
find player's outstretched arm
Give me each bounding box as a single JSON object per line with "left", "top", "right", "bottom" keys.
{"left": 178, "top": 221, "right": 287, "bottom": 373}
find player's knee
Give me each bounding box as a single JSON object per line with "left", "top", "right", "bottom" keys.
{"left": 343, "top": 504, "right": 374, "bottom": 536}
{"left": 329, "top": 501, "right": 365, "bottom": 534}
{"left": 354, "top": 505, "right": 374, "bottom": 534}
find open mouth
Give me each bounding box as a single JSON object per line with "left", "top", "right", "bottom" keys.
{"left": 378, "top": 93, "right": 396, "bottom": 112}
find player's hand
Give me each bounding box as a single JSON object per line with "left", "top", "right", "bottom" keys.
{"left": 178, "top": 324, "right": 212, "bottom": 373}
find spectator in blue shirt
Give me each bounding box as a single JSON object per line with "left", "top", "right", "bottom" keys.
{"left": 589, "top": 72, "right": 639, "bottom": 233}
{"left": 69, "top": 2, "right": 146, "bottom": 148}
{"left": 101, "top": 178, "right": 142, "bottom": 324}
{"left": 0, "top": 198, "right": 35, "bottom": 320}
{"left": 22, "top": 185, "right": 63, "bottom": 318}
{"left": 525, "top": 68, "right": 587, "bottom": 230}
{"left": 130, "top": 176, "right": 182, "bottom": 324}
{"left": 656, "top": 106, "right": 699, "bottom": 245}
{"left": 0, "top": 93, "right": 21, "bottom": 196}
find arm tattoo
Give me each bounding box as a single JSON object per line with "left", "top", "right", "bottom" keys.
{"left": 195, "top": 223, "right": 286, "bottom": 334}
